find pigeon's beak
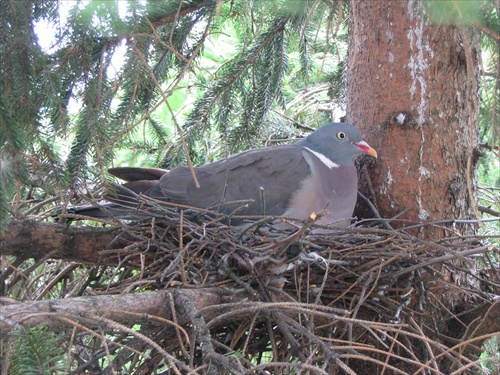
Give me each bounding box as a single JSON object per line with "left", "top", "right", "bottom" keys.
{"left": 354, "top": 141, "right": 378, "bottom": 158}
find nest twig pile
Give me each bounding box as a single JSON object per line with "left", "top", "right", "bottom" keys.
{"left": 2, "top": 196, "right": 500, "bottom": 374}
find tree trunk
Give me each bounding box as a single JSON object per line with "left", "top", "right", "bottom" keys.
{"left": 346, "top": 0, "right": 481, "bottom": 239}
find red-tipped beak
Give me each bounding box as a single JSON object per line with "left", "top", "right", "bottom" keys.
{"left": 354, "top": 141, "right": 378, "bottom": 158}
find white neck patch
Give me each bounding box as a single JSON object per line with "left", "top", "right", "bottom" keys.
{"left": 304, "top": 147, "right": 339, "bottom": 169}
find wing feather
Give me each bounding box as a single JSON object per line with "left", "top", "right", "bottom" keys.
{"left": 108, "top": 167, "right": 168, "bottom": 181}
{"left": 159, "top": 145, "right": 312, "bottom": 216}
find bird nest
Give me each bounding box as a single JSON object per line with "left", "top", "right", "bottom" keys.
{"left": 22, "top": 194, "right": 494, "bottom": 375}
{"left": 2, "top": 197, "right": 500, "bottom": 375}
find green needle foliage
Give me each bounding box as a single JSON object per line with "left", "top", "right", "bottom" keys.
{"left": 0, "top": 0, "right": 347, "bottom": 231}
{"left": 0, "top": 0, "right": 498, "bottom": 371}
{"left": 7, "top": 325, "right": 66, "bottom": 375}
{"left": 0, "top": 0, "right": 498, "bottom": 233}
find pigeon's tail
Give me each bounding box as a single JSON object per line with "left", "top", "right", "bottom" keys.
{"left": 52, "top": 202, "right": 150, "bottom": 222}
{"left": 52, "top": 167, "right": 170, "bottom": 222}
{"left": 52, "top": 203, "right": 155, "bottom": 221}
{"left": 53, "top": 183, "right": 168, "bottom": 222}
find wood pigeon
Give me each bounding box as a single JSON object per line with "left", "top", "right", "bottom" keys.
{"left": 66, "top": 123, "right": 377, "bottom": 227}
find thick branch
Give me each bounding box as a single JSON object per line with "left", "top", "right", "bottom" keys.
{"left": 463, "top": 300, "right": 500, "bottom": 341}
{"left": 0, "top": 220, "right": 127, "bottom": 264}
{"left": 0, "top": 288, "right": 230, "bottom": 335}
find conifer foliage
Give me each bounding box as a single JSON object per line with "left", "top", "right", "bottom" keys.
{"left": 0, "top": 1, "right": 499, "bottom": 373}
{"left": 0, "top": 0, "right": 349, "bottom": 231}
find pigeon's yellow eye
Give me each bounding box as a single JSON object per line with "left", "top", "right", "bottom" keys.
{"left": 337, "top": 131, "right": 347, "bottom": 140}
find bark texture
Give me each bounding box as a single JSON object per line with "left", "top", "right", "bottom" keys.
{"left": 0, "top": 288, "right": 231, "bottom": 334}
{"left": 346, "top": 0, "right": 481, "bottom": 238}
{"left": 0, "top": 220, "right": 128, "bottom": 264}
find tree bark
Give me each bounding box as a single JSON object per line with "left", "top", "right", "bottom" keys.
{"left": 0, "top": 288, "right": 231, "bottom": 334}
{"left": 346, "top": 0, "right": 481, "bottom": 238}
{"left": 0, "top": 220, "right": 129, "bottom": 264}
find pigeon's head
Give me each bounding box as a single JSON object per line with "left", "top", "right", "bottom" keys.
{"left": 297, "top": 122, "right": 377, "bottom": 165}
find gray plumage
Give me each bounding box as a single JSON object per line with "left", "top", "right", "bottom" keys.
{"left": 67, "top": 122, "right": 377, "bottom": 227}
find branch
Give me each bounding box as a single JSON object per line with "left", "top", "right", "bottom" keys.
{"left": 462, "top": 300, "right": 500, "bottom": 341}
{"left": 147, "top": 1, "right": 213, "bottom": 28}
{"left": 0, "top": 220, "right": 127, "bottom": 264}
{"left": 0, "top": 288, "right": 228, "bottom": 335}
{"left": 475, "top": 22, "right": 500, "bottom": 42}
{"left": 478, "top": 205, "right": 500, "bottom": 217}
